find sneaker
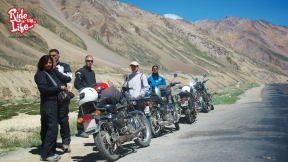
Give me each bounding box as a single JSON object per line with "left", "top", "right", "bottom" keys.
{"left": 78, "top": 132, "right": 89, "bottom": 138}
{"left": 40, "top": 155, "right": 61, "bottom": 162}
{"left": 62, "top": 144, "right": 71, "bottom": 153}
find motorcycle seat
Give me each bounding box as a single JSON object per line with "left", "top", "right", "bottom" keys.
{"left": 96, "top": 102, "right": 117, "bottom": 113}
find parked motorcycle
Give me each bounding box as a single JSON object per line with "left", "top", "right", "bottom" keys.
{"left": 145, "top": 73, "right": 181, "bottom": 137}
{"left": 77, "top": 83, "right": 152, "bottom": 161}
{"left": 194, "top": 74, "right": 215, "bottom": 112}
{"left": 178, "top": 82, "right": 198, "bottom": 124}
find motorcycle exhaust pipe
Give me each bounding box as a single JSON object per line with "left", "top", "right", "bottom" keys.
{"left": 112, "top": 129, "right": 142, "bottom": 143}
{"left": 112, "top": 134, "right": 135, "bottom": 143}
{"left": 158, "top": 119, "right": 175, "bottom": 125}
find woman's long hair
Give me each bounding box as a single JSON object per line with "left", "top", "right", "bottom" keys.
{"left": 37, "top": 55, "right": 53, "bottom": 71}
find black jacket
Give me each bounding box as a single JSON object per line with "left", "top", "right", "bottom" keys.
{"left": 74, "top": 66, "right": 96, "bottom": 90}
{"left": 34, "top": 70, "right": 62, "bottom": 101}
{"left": 56, "top": 61, "right": 72, "bottom": 86}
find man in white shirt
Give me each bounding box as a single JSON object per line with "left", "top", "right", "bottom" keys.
{"left": 127, "top": 61, "right": 149, "bottom": 111}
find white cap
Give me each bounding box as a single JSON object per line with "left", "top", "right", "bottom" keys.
{"left": 130, "top": 61, "right": 139, "bottom": 66}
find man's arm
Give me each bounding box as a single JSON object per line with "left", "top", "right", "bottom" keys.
{"left": 74, "top": 70, "right": 86, "bottom": 90}
{"left": 54, "top": 69, "right": 71, "bottom": 83}
{"left": 162, "top": 76, "right": 166, "bottom": 85}
{"left": 56, "top": 63, "right": 72, "bottom": 83}
{"left": 140, "top": 74, "right": 150, "bottom": 97}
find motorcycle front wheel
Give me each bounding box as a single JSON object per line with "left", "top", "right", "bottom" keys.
{"left": 148, "top": 115, "right": 162, "bottom": 137}
{"left": 94, "top": 124, "right": 120, "bottom": 161}
{"left": 208, "top": 94, "right": 214, "bottom": 110}
{"left": 185, "top": 109, "right": 195, "bottom": 124}
{"left": 134, "top": 115, "right": 152, "bottom": 147}
{"left": 201, "top": 102, "right": 209, "bottom": 113}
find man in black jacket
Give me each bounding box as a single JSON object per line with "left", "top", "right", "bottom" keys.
{"left": 74, "top": 55, "right": 96, "bottom": 138}
{"left": 49, "top": 49, "right": 72, "bottom": 153}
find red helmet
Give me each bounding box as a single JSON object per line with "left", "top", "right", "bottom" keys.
{"left": 92, "top": 82, "right": 109, "bottom": 98}
{"left": 93, "top": 82, "right": 109, "bottom": 90}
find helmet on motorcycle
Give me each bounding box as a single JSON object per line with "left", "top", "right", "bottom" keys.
{"left": 180, "top": 85, "right": 190, "bottom": 93}
{"left": 92, "top": 82, "right": 109, "bottom": 91}
{"left": 78, "top": 87, "right": 98, "bottom": 106}
{"left": 92, "top": 82, "right": 109, "bottom": 98}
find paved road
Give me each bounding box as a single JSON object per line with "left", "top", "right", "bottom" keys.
{"left": 1, "top": 84, "right": 287, "bottom": 162}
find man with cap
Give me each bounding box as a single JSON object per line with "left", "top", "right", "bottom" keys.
{"left": 49, "top": 49, "right": 72, "bottom": 153}
{"left": 147, "top": 65, "right": 166, "bottom": 88}
{"left": 127, "top": 61, "right": 150, "bottom": 111}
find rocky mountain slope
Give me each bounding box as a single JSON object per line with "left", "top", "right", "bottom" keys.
{"left": 0, "top": 0, "right": 287, "bottom": 100}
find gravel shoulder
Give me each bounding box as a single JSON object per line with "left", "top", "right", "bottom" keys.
{"left": 0, "top": 85, "right": 265, "bottom": 161}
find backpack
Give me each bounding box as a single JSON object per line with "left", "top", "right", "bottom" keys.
{"left": 100, "top": 86, "right": 122, "bottom": 104}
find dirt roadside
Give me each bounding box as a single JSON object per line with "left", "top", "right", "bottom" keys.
{"left": 0, "top": 85, "right": 265, "bottom": 162}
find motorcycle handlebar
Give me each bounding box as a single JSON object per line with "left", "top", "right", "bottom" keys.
{"left": 203, "top": 79, "right": 209, "bottom": 83}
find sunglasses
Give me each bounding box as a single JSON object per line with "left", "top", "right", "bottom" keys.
{"left": 130, "top": 65, "right": 138, "bottom": 68}
{"left": 86, "top": 60, "right": 93, "bottom": 63}
{"left": 49, "top": 55, "right": 57, "bottom": 57}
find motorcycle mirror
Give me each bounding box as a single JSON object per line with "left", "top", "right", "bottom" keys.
{"left": 203, "top": 74, "right": 207, "bottom": 78}
{"left": 124, "top": 74, "right": 128, "bottom": 81}
{"left": 194, "top": 78, "right": 198, "bottom": 82}
{"left": 173, "top": 73, "right": 178, "bottom": 78}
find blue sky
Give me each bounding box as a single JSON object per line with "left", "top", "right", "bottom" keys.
{"left": 118, "top": 0, "right": 288, "bottom": 27}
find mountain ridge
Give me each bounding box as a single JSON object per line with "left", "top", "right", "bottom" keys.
{"left": 0, "top": 0, "right": 287, "bottom": 100}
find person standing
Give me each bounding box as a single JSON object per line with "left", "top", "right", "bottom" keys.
{"left": 35, "top": 55, "right": 68, "bottom": 162}
{"left": 127, "top": 61, "right": 150, "bottom": 111}
{"left": 49, "top": 49, "right": 72, "bottom": 153}
{"left": 74, "top": 55, "right": 96, "bottom": 138}
{"left": 147, "top": 65, "right": 166, "bottom": 88}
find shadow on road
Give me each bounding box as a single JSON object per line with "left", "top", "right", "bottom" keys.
{"left": 69, "top": 142, "right": 144, "bottom": 162}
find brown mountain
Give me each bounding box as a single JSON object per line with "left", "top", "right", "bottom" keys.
{"left": 0, "top": 0, "right": 287, "bottom": 100}
{"left": 195, "top": 16, "right": 288, "bottom": 71}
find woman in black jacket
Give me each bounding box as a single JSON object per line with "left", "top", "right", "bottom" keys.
{"left": 34, "top": 55, "right": 68, "bottom": 162}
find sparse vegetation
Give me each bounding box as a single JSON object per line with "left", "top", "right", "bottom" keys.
{"left": 0, "top": 99, "right": 79, "bottom": 121}
{"left": 0, "top": 49, "right": 32, "bottom": 70}
{"left": 26, "top": 8, "right": 87, "bottom": 50}
{"left": 266, "top": 48, "right": 288, "bottom": 62}
{"left": 90, "top": 30, "right": 114, "bottom": 51}
{"left": 212, "top": 82, "right": 260, "bottom": 105}
{"left": 148, "top": 25, "right": 224, "bottom": 69}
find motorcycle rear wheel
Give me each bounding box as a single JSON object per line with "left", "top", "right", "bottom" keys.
{"left": 148, "top": 116, "right": 162, "bottom": 137}
{"left": 93, "top": 124, "right": 120, "bottom": 161}
{"left": 174, "top": 122, "right": 180, "bottom": 130}
{"left": 134, "top": 115, "right": 152, "bottom": 147}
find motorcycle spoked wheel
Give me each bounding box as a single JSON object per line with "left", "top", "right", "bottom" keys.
{"left": 148, "top": 115, "right": 162, "bottom": 137}
{"left": 210, "top": 105, "right": 214, "bottom": 110}
{"left": 185, "top": 109, "right": 195, "bottom": 124}
{"left": 93, "top": 124, "right": 121, "bottom": 161}
{"left": 207, "top": 94, "right": 214, "bottom": 110}
{"left": 174, "top": 122, "right": 180, "bottom": 130}
{"left": 201, "top": 102, "right": 209, "bottom": 113}
{"left": 173, "top": 105, "right": 181, "bottom": 130}
{"left": 134, "top": 115, "right": 152, "bottom": 147}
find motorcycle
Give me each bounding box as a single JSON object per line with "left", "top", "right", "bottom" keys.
{"left": 145, "top": 73, "right": 181, "bottom": 137}
{"left": 77, "top": 82, "right": 152, "bottom": 161}
{"left": 194, "top": 74, "right": 215, "bottom": 112}
{"left": 178, "top": 82, "right": 198, "bottom": 124}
